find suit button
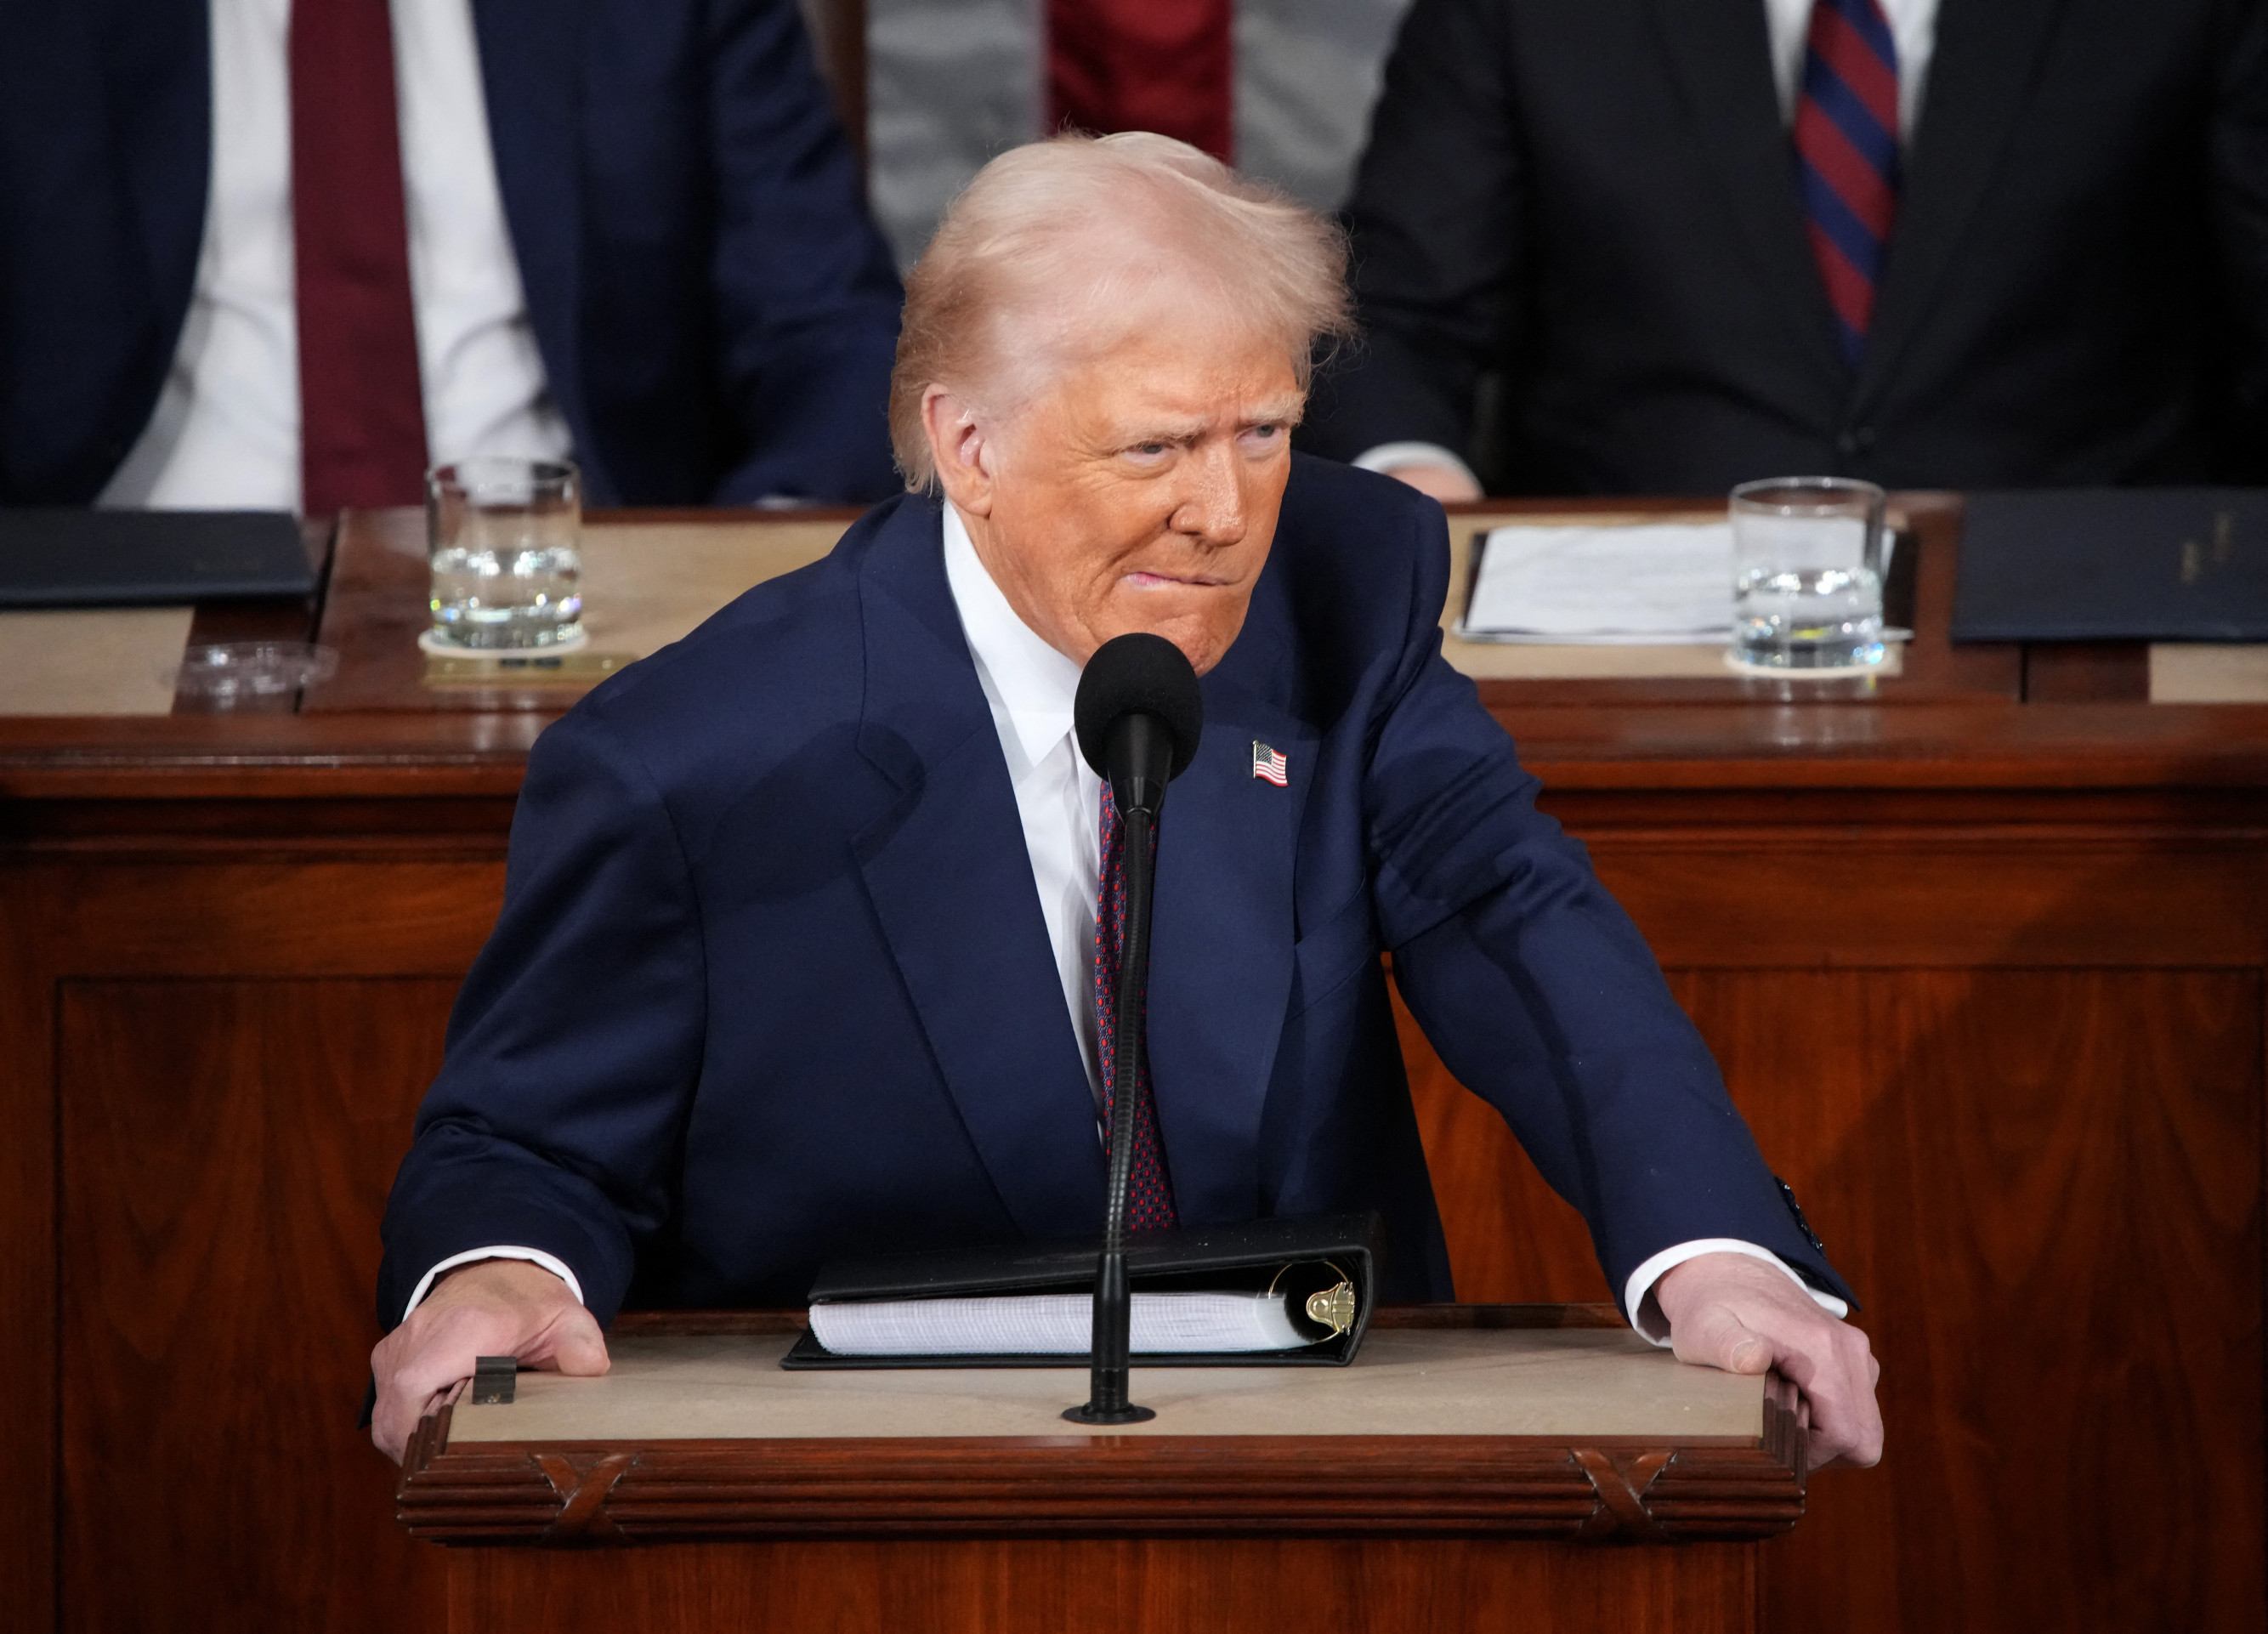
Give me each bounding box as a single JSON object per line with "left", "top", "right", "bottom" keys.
{"left": 1777, "top": 1176, "right": 1825, "bottom": 1252}
{"left": 1835, "top": 426, "right": 1877, "bottom": 457}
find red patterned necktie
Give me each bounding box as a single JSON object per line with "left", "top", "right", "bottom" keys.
{"left": 1093, "top": 785, "right": 1178, "bottom": 1231}
{"left": 1795, "top": 0, "right": 1902, "bottom": 363}
{"left": 290, "top": 0, "right": 430, "bottom": 513}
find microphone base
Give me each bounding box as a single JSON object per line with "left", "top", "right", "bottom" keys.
{"left": 1063, "top": 1401, "right": 1158, "bottom": 1426}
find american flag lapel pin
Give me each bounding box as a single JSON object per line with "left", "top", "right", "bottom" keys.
{"left": 1250, "top": 740, "right": 1289, "bottom": 786}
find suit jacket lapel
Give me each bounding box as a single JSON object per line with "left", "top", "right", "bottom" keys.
{"left": 1854, "top": 0, "right": 2068, "bottom": 411}
{"left": 109, "top": 0, "right": 208, "bottom": 361}
{"left": 471, "top": 0, "right": 600, "bottom": 493}
{"left": 852, "top": 501, "right": 1109, "bottom": 1240}
{"left": 1649, "top": 0, "right": 1848, "bottom": 391}
{"left": 1145, "top": 638, "right": 1318, "bottom": 1226}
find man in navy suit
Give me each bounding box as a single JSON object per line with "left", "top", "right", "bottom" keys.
{"left": 371, "top": 133, "right": 1885, "bottom": 1467}
{"left": 0, "top": 0, "right": 901, "bottom": 511}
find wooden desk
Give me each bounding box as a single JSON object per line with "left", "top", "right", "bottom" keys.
{"left": 398, "top": 1308, "right": 1801, "bottom": 1634}
{"left": 2, "top": 496, "right": 2263, "bottom": 1634}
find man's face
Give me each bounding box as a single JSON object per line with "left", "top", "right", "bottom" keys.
{"left": 948, "top": 292, "right": 1302, "bottom": 677}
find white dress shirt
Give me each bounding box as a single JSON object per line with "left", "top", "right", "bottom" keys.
{"left": 1764, "top": 0, "right": 1938, "bottom": 137}
{"left": 409, "top": 503, "right": 1846, "bottom": 1342}
{"left": 1359, "top": 0, "right": 1942, "bottom": 491}
{"left": 99, "top": 0, "right": 571, "bottom": 511}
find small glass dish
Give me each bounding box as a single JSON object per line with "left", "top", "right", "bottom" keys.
{"left": 167, "top": 641, "right": 339, "bottom": 704}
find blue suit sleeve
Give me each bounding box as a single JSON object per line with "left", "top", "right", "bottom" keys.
{"left": 377, "top": 705, "right": 706, "bottom": 1330}
{"left": 1362, "top": 500, "right": 1853, "bottom": 1316}
{"left": 700, "top": 0, "right": 904, "bottom": 503}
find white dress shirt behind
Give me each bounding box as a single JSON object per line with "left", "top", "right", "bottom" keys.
{"left": 404, "top": 502, "right": 1848, "bottom": 1343}
{"left": 1358, "top": 0, "right": 1942, "bottom": 490}
{"left": 99, "top": 0, "right": 571, "bottom": 511}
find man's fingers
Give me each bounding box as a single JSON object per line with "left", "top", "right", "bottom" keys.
{"left": 531, "top": 1305, "right": 611, "bottom": 1377}
{"left": 370, "top": 1282, "right": 590, "bottom": 1464}
{"left": 371, "top": 1312, "right": 507, "bottom": 1464}
{"left": 1783, "top": 1326, "right": 1884, "bottom": 1470}
{"left": 1654, "top": 1253, "right": 1883, "bottom": 1472}
{"left": 1670, "top": 1302, "right": 1772, "bottom": 1376}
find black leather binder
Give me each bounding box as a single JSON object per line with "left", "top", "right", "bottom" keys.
{"left": 1950, "top": 488, "right": 2268, "bottom": 641}
{"left": 781, "top": 1212, "right": 1382, "bottom": 1370}
{"left": 0, "top": 508, "right": 315, "bottom": 609}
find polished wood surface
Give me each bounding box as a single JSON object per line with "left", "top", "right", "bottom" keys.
{"left": 1408, "top": 969, "right": 2265, "bottom": 1632}
{"left": 60, "top": 980, "right": 454, "bottom": 1631}
{"left": 3, "top": 495, "right": 2265, "bottom": 1632}
{"left": 442, "top": 1537, "right": 1757, "bottom": 1634}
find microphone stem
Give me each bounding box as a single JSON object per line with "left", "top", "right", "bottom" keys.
{"left": 1069, "top": 800, "right": 1158, "bottom": 1425}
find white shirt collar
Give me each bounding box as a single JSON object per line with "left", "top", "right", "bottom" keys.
{"left": 941, "top": 501, "right": 1085, "bottom": 774}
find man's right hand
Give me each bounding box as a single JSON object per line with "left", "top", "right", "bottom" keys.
{"left": 1384, "top": 461, "right": 1483, "bottom": 503}
{"left": 370, "top": 1258, "right": 609, "bottom": 1464}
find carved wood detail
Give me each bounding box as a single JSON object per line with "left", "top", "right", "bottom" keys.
{"left": 535, "top": 1453, "right": 638, "bottom": 1542}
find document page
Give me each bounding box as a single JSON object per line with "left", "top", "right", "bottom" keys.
{"left": 1460, "top": 522, "right": 1735, "bottom": 642}
{"left": 810, "top": 1291, "right": 1313, "bottom": 1357}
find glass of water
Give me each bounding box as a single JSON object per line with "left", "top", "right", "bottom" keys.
{"left": 1727, "top": 476, "right": 1886, "bottom": 672}
{"left": 426, "top": 458, "right": 583, "bottom": 650}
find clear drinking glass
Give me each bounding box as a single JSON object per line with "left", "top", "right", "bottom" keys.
{"left": 426, "top": 458, "right": 583, "bottom": 650}
{"left": 1727, "top": 476, "right": 1887, "bottom": 672}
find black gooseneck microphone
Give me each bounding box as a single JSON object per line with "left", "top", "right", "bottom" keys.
{"left": 1063, "top": 632, "right": 1204, "bottom": 1426}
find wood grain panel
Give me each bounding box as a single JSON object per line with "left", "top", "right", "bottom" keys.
{"left": 38, "top": 860, "right": 504, "bottom": 977}
{"left": 445, "top": 1537, "right": 1752, "bottom": 1634}
{"left": 1398, "top": 987, "right": 1607, "bottom": 1306}
{"left": 1409, "top": 967, "right": 2264, "bottom": 1633}
{"left": 1732, "top": 969, "right": 2263, "bottom": 1634}
{"left": 1581, "top": 831, "right": 2268, "bottom": 968}
{"left": 0, "top": 872, "right": 58, "bottom": 1634}
{"left": 59, "top": 979, "right": 458, "bottom": 1634}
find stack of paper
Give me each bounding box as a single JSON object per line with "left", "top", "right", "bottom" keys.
{"left": 1459, "top": 523, "right": 1734, "bottom": 644}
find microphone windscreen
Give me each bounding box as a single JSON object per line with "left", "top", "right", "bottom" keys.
{"left": 1074, "top": 633, "right": 1205, "bottom": 781}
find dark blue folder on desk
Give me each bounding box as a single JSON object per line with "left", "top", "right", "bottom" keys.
{"left": 1952, "top": 489, "right": 2268, "bottom": 642}
{"left": 0, "top": 509, "right": 314, "bottom": 609}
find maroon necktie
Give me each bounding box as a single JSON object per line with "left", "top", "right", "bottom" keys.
{"left": 290, "top": 0, "right": 429, "bottom": 513}
{"left": 1093, "top": 786, "right": 1178, "bottom": 1231}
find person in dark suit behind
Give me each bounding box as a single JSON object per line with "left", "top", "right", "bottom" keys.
{"left": 366, "top": 133, "right": 1884, "bottom": 1468}
{"left": 0, "top": 0, "right": 903, "bottom": 513}
{"left": 1301, "top": 0, "right": 2268, "bottom": 499}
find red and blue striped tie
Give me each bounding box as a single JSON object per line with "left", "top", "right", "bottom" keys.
{"left": 1795, "top": 0, "right": 1901, "bottom": 363}
{"left": 1094, "top": 786, "right": 1178, "bottom": 1232}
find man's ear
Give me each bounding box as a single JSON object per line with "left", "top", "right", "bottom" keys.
{"left": 921, "top": 386, "right": 996, "bottom": 518}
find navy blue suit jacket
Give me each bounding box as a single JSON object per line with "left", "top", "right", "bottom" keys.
{"left": 0, "top": 0, "right": 902, "bottom": 505}
{"left": 377, "top": 457, "right": 1852, "bottom": 1324}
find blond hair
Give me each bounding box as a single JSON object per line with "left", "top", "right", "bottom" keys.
{"left": 887, "top": 132, "right": 1354, "bottom": 490}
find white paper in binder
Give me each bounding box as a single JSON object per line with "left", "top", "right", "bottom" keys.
{"left": 809, "top": 1290, "right": 1312, "bottom": 1357}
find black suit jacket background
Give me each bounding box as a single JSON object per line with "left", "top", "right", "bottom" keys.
{"left": 1302, "top": 0, "right": 2268, "bottom": 494}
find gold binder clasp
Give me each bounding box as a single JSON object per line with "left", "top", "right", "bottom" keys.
{"left": 1306, "top": 1280, "right": 1356, "bottom": 1338}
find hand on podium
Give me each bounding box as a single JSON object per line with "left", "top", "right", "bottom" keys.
{"left": 371, "top": 1259, "right": 610, "bottom": 1463}
{"left": 1657, "top": 1251, "right": 1884, "bottom": 1470}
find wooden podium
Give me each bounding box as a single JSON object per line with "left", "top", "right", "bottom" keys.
{"left": 396, "top": 1306, "right": 1806, "bottom": 1633}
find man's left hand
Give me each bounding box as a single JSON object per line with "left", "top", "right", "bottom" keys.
{"left": 1654, "top": 1251, "right": 1883, "bottom": 1468}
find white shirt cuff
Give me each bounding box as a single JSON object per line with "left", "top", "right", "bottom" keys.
{"left": 1622, "top": 1238, "right": 1849, "bottom": 1346}
{"left": 1352, "top": 441, "right": 1481, "bottom": 489}
{"left": 400, "top": 1246, "right": 585, "bottom": 1323}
